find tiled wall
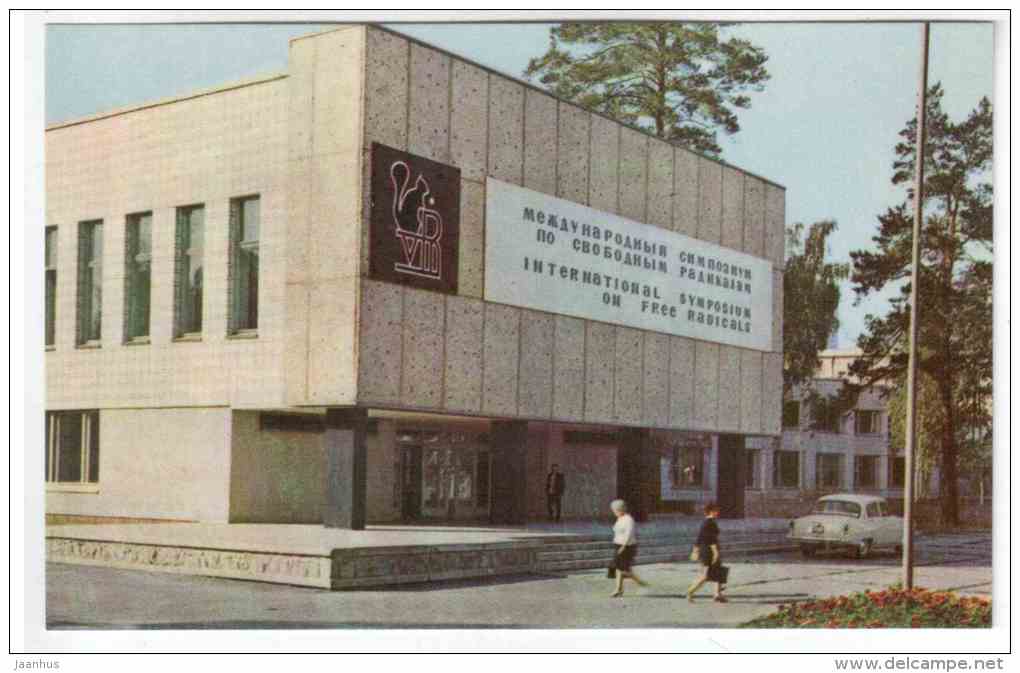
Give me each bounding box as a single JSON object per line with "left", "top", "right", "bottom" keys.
{"left": 45, "top": 408, "right": 232, "bottom": 521}
{"left": 45, "top": 75, "right": 290, "bottom": 410}
{"left": 284, "top": 28, "right": 365, "bottom": 407}
{"left": 356, "top": 26, "right": 785, "bottom": 435}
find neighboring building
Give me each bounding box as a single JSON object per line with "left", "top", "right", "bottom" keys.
{"left": 745, "top": 349, "right": 928, "bottom": 518}
{"left": 44, "top": 26, "right": 786, "bottom": 528}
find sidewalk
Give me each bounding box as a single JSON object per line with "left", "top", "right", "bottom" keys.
{"left": 45, "top": 533, "right": 993, "bottom": 633}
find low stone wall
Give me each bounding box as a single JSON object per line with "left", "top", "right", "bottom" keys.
{"left": 46, "top": 514, "right": 193, "bottom": 526}
{"left": 46, "top": 537, "right": 333, "bottom": 588}
{"left": 47, "top": 535, "right": 540, "bottom": 591}
{"left": 743, "top": 491, "right": 813, "bottom": 519}
{"left": 331, "top": 542, "right": 537, "bottom": 589}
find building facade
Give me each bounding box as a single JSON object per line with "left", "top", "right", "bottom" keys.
{"left": 744, "top": 349, "right": 917, "bottom": 518}
{"left": 44, "top": 26, "right": 786, "bottom": 527}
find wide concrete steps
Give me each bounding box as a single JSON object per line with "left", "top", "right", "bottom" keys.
{"left": 535, "top": 533, "right": 793, "bottom": 573}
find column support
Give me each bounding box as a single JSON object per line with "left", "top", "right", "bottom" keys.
{"left": 617, "top": 428, "right": 657, "bottom": 522}
{"left": 490, "top": 420, "right": 529, "bottom": 525}
{"left": 323, "top": 407, "right": 368, "bottom": 530}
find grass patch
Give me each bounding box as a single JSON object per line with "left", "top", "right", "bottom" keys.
{"left": 741, "top": 587, "right": 991, "bottom": 628}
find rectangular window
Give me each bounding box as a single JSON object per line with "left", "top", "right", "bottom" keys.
{"left": 773, "top": 450, "right": 800, "bottom": 488}
{"left": 76, "top": 220, "right": 103, "bottom": 345}
{"left": 229, "top": 195, "right": 260, "bottom": 332}
{"left": 671, "top": 445, "right": 704, "bottom": 488}
{"left": 45, "top": 226, "right": 57, "bottom": 347}
{"left": 890, "top": 456, "right": 906, "bottom": 488}
{"left": 811, "top": 404, "right": 842, "bottom": 434}
{"left": 816, "top": 453, "right": 844, "bottom": 489}
{"left": 45, "top": 410, "right": 100, "bottom": 484}
{"left": 782, "top": 401, "right": 801, "bottom": 428}
{"left": 855, "top": 410, "right": 881, "bottom": 435}
{"left": 174, "top": 205, "right": 205, "bottom": 336}
{"left": 124, "top": 212, "right": 152, "bottom": 341}
{"left": 745, "top": 449, "right": 760, "bottom": 489}
{"left": 855, "top": 455, "right": 879, "bottom": 488}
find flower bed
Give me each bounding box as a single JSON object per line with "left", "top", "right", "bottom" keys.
{"left": 742, "top": 587, "right": 991, "bottom": 628}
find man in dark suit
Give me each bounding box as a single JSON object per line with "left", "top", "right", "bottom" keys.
{"left": 546, "top": 464, "right": 566, "bottom": 522}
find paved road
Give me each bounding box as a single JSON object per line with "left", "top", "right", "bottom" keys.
{"left": 47, "top": 532, "right": 991, "bottom": 629}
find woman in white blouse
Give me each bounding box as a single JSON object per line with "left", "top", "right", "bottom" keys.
{"left": 609, "top": 499, "right": 648, "bottom": 597}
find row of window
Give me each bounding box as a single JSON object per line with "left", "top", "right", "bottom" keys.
{"left": 45, "top": 410, "right": 100, "bottom": 484}
{"left": 44, "top": 196, "right": 261, "bottom": 348}
{"left": 669, "top": 445, "right": 902, "bottom": 491}
{"left": 745, "top": 449, "right": 905, "bottom": 490}
{"left": 782, "top": 402, "right": 884, "bottom": 435}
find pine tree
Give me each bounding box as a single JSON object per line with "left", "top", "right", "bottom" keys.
{"left": 525, "top": 23, "right": 769, "bottom": 156}
{"left": 847, "top": 85, "right": 993, "bottom": 525}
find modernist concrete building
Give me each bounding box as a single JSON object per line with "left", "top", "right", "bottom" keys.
{"left": 44, "top": 26, "right": 786, "bottom": 528}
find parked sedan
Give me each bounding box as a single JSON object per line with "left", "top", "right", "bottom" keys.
{"left": 788, "top": 494, "right": 903, "bottom": 558}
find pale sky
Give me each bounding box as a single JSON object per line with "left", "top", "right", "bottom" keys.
{"left": 45, "top": 21, "right": 995, "bottom": 348}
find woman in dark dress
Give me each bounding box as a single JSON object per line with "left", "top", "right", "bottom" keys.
{"left": 687, "top": 502, "right": 727, "bottom": 603}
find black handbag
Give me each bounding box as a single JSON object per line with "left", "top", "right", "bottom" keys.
{"left": 607, "top": 560, "right": 617, "bottom": 578}
{"left": 707, "top": 564, "right": 729, "bottom": 584}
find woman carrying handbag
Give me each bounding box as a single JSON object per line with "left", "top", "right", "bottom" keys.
{"left": 686, "top": 502, "right": 728, "bottom": 603}
{"left": 608, "top": 499, "right": 648, "bottom": 597}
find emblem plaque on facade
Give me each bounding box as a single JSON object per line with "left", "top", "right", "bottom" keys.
{"left": 369, "top": 143, "right": 460, "bottom": 293}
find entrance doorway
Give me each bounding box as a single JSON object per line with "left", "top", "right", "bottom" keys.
{"left": 396, "top": 429, "right": 491, "bottom": 522}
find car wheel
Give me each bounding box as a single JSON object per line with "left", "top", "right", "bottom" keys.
{"left": 855, "top": 539, "right": 873, "bottom": 559}
{"left": 800, "top": 544, "right": 816, "bottom": 558}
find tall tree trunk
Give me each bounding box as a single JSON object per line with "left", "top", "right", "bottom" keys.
{"left": 937, "top": 375, "right": 960, "bottom": 526}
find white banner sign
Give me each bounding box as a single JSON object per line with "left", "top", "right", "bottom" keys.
{"left": 484, "top": 178, "right": 774, "bottom": 351}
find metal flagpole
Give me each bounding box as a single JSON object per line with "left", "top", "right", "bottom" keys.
{"left": 903, "top": 21, "right": 930, "bottom": 590}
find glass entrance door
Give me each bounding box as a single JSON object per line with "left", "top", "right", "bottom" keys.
{"left": 400, "top": 443, "right": 422, "bottom": 520}
{"left": 400, "top": 428, "right": 490, "bottom": 522}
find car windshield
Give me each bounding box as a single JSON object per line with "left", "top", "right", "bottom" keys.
{"left": 812, "top": 500, "right": 862, "bottom": 518}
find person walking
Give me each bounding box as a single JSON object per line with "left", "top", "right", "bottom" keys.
{"left": 687, "top": 502, "right": 727, "bottom": 603}
{"left": 609, "top": 499, "right": 648, "bottom": 597}
{"left": 545, "top": 464, "right": 566, "bottom": 522}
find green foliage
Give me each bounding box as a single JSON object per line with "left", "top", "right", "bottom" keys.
{"left": 741, "top": 587, "right": 991, "bottom": 629}
{"left": 886, "top": 367, "right": 992, "bottom": 498}
{"left": 804, "top": 389, "right": 846, "bottom": 433}
{"left": 886, "top": 370, "right": 942, "bottom": 495}
{"left": 783, "top": 220, "right": 850, "bottom": 393}
{"left": 847, "top": 85, "right": 993, "bottom": 525}
{"left": 525, "top": 23, "right": 769, "bottom": 155}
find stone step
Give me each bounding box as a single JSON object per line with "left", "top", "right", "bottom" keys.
{"left": 536, "top": 544, "right": 795, "bottom": 573}
{"left": 535, "top": 533, "right": 787, "bottom": 553}
{"left": 535, "top": 533, "right": 790, "bottom": 550}
{"left": 535, "top": 538, "right": 789, "bottom": 562}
